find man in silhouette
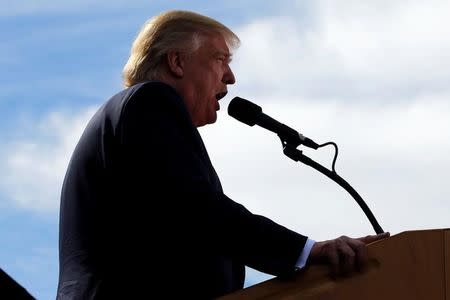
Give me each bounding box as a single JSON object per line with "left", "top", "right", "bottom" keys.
{"left": 57, "top": 10, "right": 388, "bottom": 299}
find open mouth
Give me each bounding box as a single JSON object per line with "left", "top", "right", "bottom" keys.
{"left": 215, "top": 91, "right": 227, "bottom": 101}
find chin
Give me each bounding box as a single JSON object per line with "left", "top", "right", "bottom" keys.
{"left": 194, "top": 111, "right": 218, "bottom": 127}
{"left": 210, "top": 113, "right": 218, "bottom": 124}
{"left": 199, "top": 118, "right": 217, "bottom": 128}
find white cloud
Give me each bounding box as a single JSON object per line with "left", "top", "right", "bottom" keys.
{"left": 233, "top": 0, "right": 450, "bottom": 100}
{"left": 202, "top": 93, "right": 450, "bottom": 240}
{"left": 318, "top": 1, "right": 450, "bottom": 82}
{"left": 1, "top": 0, "right": 446, "bottom": 251}
{"left": 214, "top": 1, "right": 450, "bottom": 249}
{"left": 0, "top": 107, "right": 98, "bottom": 213}
{"left": 2, "top": 1, "right": 449, "bottom": 289}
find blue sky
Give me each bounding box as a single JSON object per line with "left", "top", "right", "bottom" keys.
{"left": 1, "top": 1, "right": 450, "bottom": 299}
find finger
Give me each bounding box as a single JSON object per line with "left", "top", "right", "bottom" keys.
{"left": 336, "top": 240, "right": 356, "bottom": 275}
{"left": 326, "top": 244, "right": 340, "bottom": 277}
{"left": 358, "top": 232, "right": 390, "bottom": 244}
{"left": 346, "top": 239, "right": 368, "bottom": 270}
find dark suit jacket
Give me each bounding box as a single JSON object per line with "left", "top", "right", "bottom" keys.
{"left": 0, "top": 268, "right": 35, "bottom": 300}
{"left": 57, "top": 81, "right": 307, "bottom": 299}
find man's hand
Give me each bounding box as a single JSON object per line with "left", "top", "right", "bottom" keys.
{"left": 308, "top": 232, "right": 390, "bottom": 276}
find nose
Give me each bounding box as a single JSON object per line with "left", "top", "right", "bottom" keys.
{"left": 223, "top": 64, "right": 235, "bottom": 85}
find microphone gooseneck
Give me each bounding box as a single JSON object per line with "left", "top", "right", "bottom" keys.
{"left": 227, "top": 96, "right": 385, "bottom": 234}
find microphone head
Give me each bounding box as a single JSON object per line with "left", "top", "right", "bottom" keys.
{"left": 228, "top": 97, "right": 262, "bottom": 126}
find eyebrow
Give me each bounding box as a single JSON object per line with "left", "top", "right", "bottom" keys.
{"left": 216, "top": 50, "right": 233, "bottom": 62}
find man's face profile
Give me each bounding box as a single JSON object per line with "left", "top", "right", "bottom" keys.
{"left": 182, "top": 33, "right": 236, "bottom": 127}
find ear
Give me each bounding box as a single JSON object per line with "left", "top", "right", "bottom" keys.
{"left": 166, "top": 50, "right": 185, "bottom": 78}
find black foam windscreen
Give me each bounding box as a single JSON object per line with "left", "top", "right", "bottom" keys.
{"left": 227, "top": 97, "right": 262, "bottom": 126}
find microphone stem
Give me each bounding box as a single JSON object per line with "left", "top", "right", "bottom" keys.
{"left": 283, "top": 145, "right": 384, "bottom": 234}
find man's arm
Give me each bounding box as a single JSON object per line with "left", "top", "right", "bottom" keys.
{"left": 301, "top": 233, "right": 390, "bottom": 275}
{"left": 117, "top": 82, "right": 307, "bottom": 276}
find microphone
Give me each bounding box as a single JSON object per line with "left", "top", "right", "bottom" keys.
{"left": 228, "top": 97, "right": 319, "bottom": 149}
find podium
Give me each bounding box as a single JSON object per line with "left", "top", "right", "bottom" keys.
{"left": 219, "top": 229, "right": 450, "bottom": 300}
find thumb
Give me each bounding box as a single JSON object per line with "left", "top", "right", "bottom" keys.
{"left": 359, "top": 232, "right": 390, "bottom": 244}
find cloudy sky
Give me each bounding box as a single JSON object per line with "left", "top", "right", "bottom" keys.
{"left": 1, "top": 1, "right": 449, "bottom": 298}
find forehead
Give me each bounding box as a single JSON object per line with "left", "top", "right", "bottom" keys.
{"left": 199, "top": 33, "right": 231, "bottom": 55}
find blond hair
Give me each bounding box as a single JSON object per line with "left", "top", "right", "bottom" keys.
{"left": 122, "top": 10, "right": 240, "bottom": 87}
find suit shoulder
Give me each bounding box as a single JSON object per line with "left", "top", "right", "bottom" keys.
{"left": 121, "top": 81, "right": 184, "bottom": 112}
{"left": 128, "top": 81, "right": 180, "bottom": 103}
{"left": 102, "top": 81, "right": 185, "bottom": 121}
{"left": 119, "top": 81, "right": 193, "bottom": 126}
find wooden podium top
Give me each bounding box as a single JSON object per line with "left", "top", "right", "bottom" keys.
{"left": 219, "top": 228, "right": 450, "bottom": 300}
